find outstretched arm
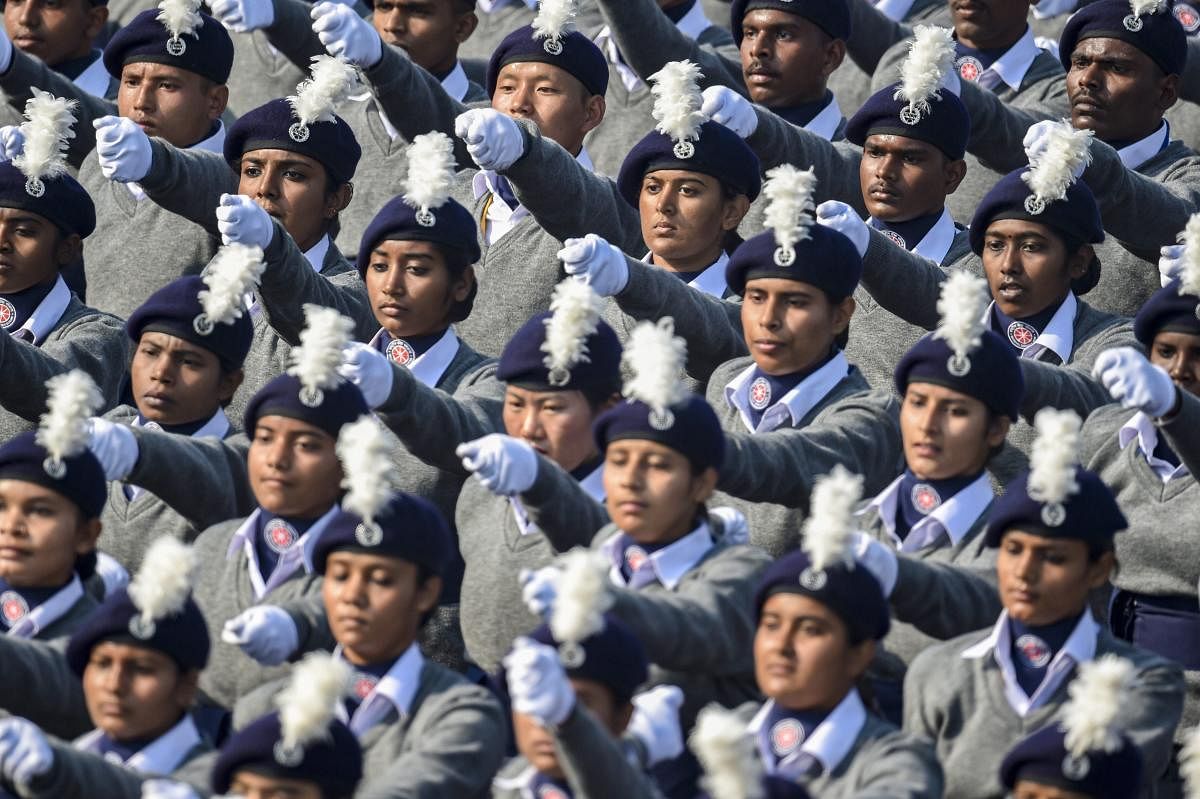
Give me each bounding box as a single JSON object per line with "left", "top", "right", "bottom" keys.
{"left": 745, "top": 106, "right": 866, "bottom": 208}
{"left": 125, "top": 429, "right": 256, "bottom": 527}
{"left": 137, "top": 140, "right": 239, "bottom": 237}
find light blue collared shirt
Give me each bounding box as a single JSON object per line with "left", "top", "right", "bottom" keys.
{"left": 864, "top": 471, "right": 994, "bottom": 552}
{"left": 3, "top": 574, "right": 83, "bottom": 638}
{"left": 336, "top": 643, "right": 425, "bottom": 737}
{"left": 725, "top": 351, "right": 850, "bottom": 433}
{"left": 601, "top": 521, "right": 714, "bottom": 590}
{"left": 75, "top": 714, "right": 202, "bottom": 776}
{"left": 227, "top": 505, "right": 340, "bottom": 598}
{"left": 1118, "top": 410, "right": 1190, "bottom": 482}
{"left": 749, "top": 690, "right": 867, "bottom": 776}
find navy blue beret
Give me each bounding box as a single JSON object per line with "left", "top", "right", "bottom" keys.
{"left": 616, "top": 120, "right": 763, "bottom": 208}
{"left": 1000, "top": 723, "right": 1143, "bottom": 799}
{"left": 528, "top": 614, "right": 649, "bottom": 705}
{"left": 125, "top": 275, "right": 254, "bottom": 371}
{"left": 313, "top": 492, "right": 452, "bottom": 577}
{"left": 1060, "top": 0, "right": 1187, "bottom": 77}
{"left": 984, "top": 465, "right": 1128, "bottom": 547}
{"left": 593, "top": 394, "right": 725, "bottom": 473}
{"left": 1133, "top": 279, "right": 1200, "bottom": 346}
{"left": 243, "top": 373, "right": 369, "bottom": 440}
{"left": 498, "top": 311, "right": 622, "bottom": 396}
{"left": 0, "top": 162, "right": 95, "bottom": 239}
{"left": 103, "top": 8, "right": 234, "bottom": 84}
{"left": 211, "top": 712, "right": 363, "bottom": 797}
{"left": 226, "top": 99, "right": 362, "bottom": 186}
{"left": 754, "top": 548, "right": 890, "bottom": 642}
{"left": 487, "top": 25, "right": 608, "bottom": 98}
{"left": 0, "top": 431, "right": 105, "bottom": 519}
{"left": 846, "top": 82, "right": 972, "bottom": 161}
{"left": 356, "top": 194, "right": 481, "bottom": 277}
{"left": 65, "top": 586, "right": 209, "bottom": 675}
{"left": 731, "top": 0, "right": 851, "bottom": 44}
{"left": 726, "top": 226, "right": 863, "bottom": 301}
{"left": 895, "top": 329, "right": 1025, "bottom": 421}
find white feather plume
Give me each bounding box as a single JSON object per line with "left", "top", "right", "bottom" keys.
{"left": 1130, "top": 0, "right": 1166, "bottom": 17}
{"left": 12, "top": 90, "right": 76, "bottom": 184}
{"left": 1180, "top": 726, "right": 1200, "bottom": 799}
{"left": 36, "top": 370, "right": 103, "bottom": 464}
{"left": 337, "top": 416, "right": 398, "bottom": 525}
{"left": 893, "top": 26, "right": 956, "bottom": 120}
{"left": 128, "top": 537, "right": 196, "bottom": 624}
{"left": 286, "top": 305, "right": 354, "bottom": 395}
{"left": 801, "top": 465, "right": 864, "bottom": 572}
{"left": 155, "top": 0, "right": 203, "bottom": 41}
{"left": 542, "top": 280, "right": 603, "bottom": 378}
{"left": 275, "top": 652, "right": 351, "bottom": 753}
{"left": 1176, "top": 213, "right": 1200, "bottom": 298}
{"left": 933, "top": 271, "right": 989, "bottom": 360}
{"left": 199, "top": 244, "right": 265, "bottom": 328}
{"left": 549, "top": 547, "right": 612, "bottom": 646}
{"left": 762, "top": 165, "right": 818, "bottom": 253}
{"left": 691, "top": 704, "right": 764, "bottom": 799}
{"left": 1022, "top": 121, "right": 1094, "bottom": 206}
{"left": 1061, "top": 654, "right": 1135, "bottom": 757}
{"left": 649, "top": 61, "right": 705, "bottom": 145}
{"left": 621, "top": 317, "right": 689, "bottom": 414}
{"left": 288, "top": 56, "right": 359, "bottom": 126}
{"left": 403, "top": 132, "right": 456, "bottom": 214}
{"left": 1027, "top": 408, "right": 1082, "bottom": 506}
{"left": 532, "top": 0, "right": 576, "bottom": 44}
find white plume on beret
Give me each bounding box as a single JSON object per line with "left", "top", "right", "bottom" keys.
{"left": 1180, "top": 725, "right": 1200, "bottom": 799}
{"left": 156, "top": 0, "right": 203, "bottom": 40}
{"left": 933, "top": 271, "right": 989, "bottom": 360}
{"left": 1027, "top": 408, "right": 1082, "bottom": 506}
{"left": 1176, "top": 212, "right": 1200, "bottom": 298}
{"left": 1130, "top": 0, "right": 1166, "bottom": 17}
{"left": 128, "top": 537, "right": 197, "bottom": 626}
{"left": 276, "top": 652, "right": 351, "bottom": 753}
{"left": 802, "top": 465, "right": 864, "bottom": 572}
{"left": 622, "top": 317, "right": 689, "bottom": 415}
{"left": 337, "top": 416, "right": 398, "bottom": 526}
{"left": 549, "top": 547, "right": 612, "bottom": 647}
{"left": 532, "top": 0, "right": 576, "bottom": 44}
{"left": 1022, "top": 121, "right": 1094, "bottom": 206}
{"left": 893, "top": 26, "right": 956, "bottom": 120}
{"left": 542, "top": 279, "right": 603, "bottom": 381}
{"left": 286, "top": 305, "right": 354, "bottom": 395}
{"left": 36, "top": 370, "right": 103, "bottom": 465}
{"left": 13, "top": 90, "right": 76, "bottom": 185}
{"left": 650, "top": 60, "right": 706, "bottom": 145}
{"left": 1061, "top": 654, "right": 1136, "bottom": 757}
{"left": 199, "top": 243, "right": 265, "bottom": 328}
{"left": 762, "top": 164, "right": 818, "bottom": 253}
{"left": 691, "top": 704, "right": 763, "bottom": 799}
{"left": 289, "top": 56, "right": 359, "bottom": 127}
{"left": 403, "top": 132, "right": 456, "bottom": 214}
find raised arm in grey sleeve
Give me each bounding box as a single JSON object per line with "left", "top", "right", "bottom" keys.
{"left": 858, "top": 227, "right": 964, "bottom": 329}
{"left": 554, "top": 704, "right": 660, "bottom": 799}
{"left": 11, "top": 740, "right": 158, "bottom": 799}
{"left": 519, "top": 454, "right": 610, "bottom": 552}
{"left": 0, "top": 636, "right": 91, "bottom": 740}
{"left": 136, "top": 140, "right": 239, "bottom": 238}
{"left": 125, "top": 428, "right": 255, "bottom": 527}
{"left": 263, "top": 0, "right": 354, "bottom": 70}
{"left": 889, "top": 556, "right": 1001, "bottom": 640}
{"left": 1017, "top": 323, "right": 1134, "bottom": 420}
{"left": 746, "top": 106, "right": 866, "bottom": 211}
{"left": 844, "top": 0, "right": 912, "bottom": 76}
{"left": 957, "top": 79, "right": 1060, "bottom": 174}
{"left": 1159, "top": 388, "right": 1200, "bottom": 477}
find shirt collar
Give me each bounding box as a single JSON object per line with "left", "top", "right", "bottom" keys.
{"left": 76, "top": 715, "right": 202, "bottom": 776}
{"left": 748, "top": 690, "right": 868, "bottom": 775}
{"left": 874, "top": 0, "right": 917, "bottom": 20}
{"left": 865, "top": 471, "right": 993, "bottom": 551}
{"left": 4, "top": 574, "right": 83, "bottom": 638}
{"left": 725, "top": 351, "right": 850, "bottom": 433}
{"left": 193, "top": 121, "right": 226, "bottom": 156}
{"left": 982, "top": 292, "right": 1076, "bottom": 363}
{"left": 983, "top": 27, "right": 1041, "bottom": 92}
{"left": 303, "top": 235, "right": 331, "bottom": 274}
{"left": 912, "top": 208, "right": 957, "bottom": 264}
{"left": 132, "top": 407, "right": 230, "bottom": 440}
{"left": 602, "top": 521, "right": 714, "bottom": 590}
{"left": 441, "top": 61, "right": 472, "bottom": 102}
{"left": 16, "top": 276, "right": 71, "bottom": 345}
{"left": 73, "top": 53, "right": 111, "bottom": 98}
{"left": 227, "top": 505, "right": 340, "bottom": 597}
{"left": 578, "top": 462, "right": 606, "bottom": 502}
{"left": 336, "top": 643, "right": 425, "bottom": 736}
{"left": 369, "top": 327, "right": 460, "bottom": 388}
{"left": 641, "top": 251, "right": 729, "bottom": 298}
{"left": 1117, "top": 121, "right": 1170, "bottom": 171}
{"left": 1118, "top": 411, "right": 1190, "bottom": 480}
{"left": 805, "top": 94, "right": 844, "bottom": 142}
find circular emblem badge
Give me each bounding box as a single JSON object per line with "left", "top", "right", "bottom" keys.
{"left": 165, "top": 36, "right": 186, "bottom": 56}
{"left": 537, "top": 786, "right": 570, "bottom": 799}
{"left": 956, "top": 55, "right": 984, "bottom": 82}
{"left": 770, "top": 719, "right": 805, "bottom": 757}
{"left": 1176, "top": 3, "right": 1200, "bottom": 31}
{"left": 386, "top": 338, "right": 416, "bottom": 366}
{"left": 1015, "top": 634, "right": 1052, "bottom": 668}
{"left": 264, "top": 518, "right": 297, "bottom": 553}
{"left": 749, "top": 377, "right": 772, "bottom": 410}
{"left": 881, "top": 229, "right": 907, "bottom": 249}
{"left": 910, "top": 483, "right": 942, "bottom": 515}
{"left": 0, "top": 298, "right": 16, "bottom": 330}
{"left": 1062, "top": 753, "right": 1091, "bottom": 781}
{"left": 624, "top": 545, "right": 648, "bottom": 574}
{"left": 1006, "top": 320, "right": 1038, "bottom": 350}
{"left": 352, "top": 673, "right": 378, "bottom": 700}
{"left": 0, "top": 590, "right": 28, "bottom": 624}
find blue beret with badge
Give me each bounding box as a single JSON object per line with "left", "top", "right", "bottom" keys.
{"left": 0, "top": 431, "right": 106, "bottom": 520}
{"left": 1059, "top": 0, "right": 1187, "bottom": 77}
{"left": 846, "top": 82, "right": 971, "bottom": 161}
{"left": 487, "top": 4, "right": 608, "bottom": 99}
{"left": 103, "top": 1, "right": 234, "bottom": 84}
{"left": 527, "top": 614, "right": 649, "bottom": 705}
{"left": 731, "top": 0, "right": 851, "bottom": 44}
{"left": 226, "top": 101, "right": 361, "bottom": 187}
{"left": 313, "top": 492, "right": 453, "bottom": 577}
{"left": 126, "top": 272, "right": 257, "bottom": 372}
{"left": 1134, "top": 278, "right": 1200, "bottom": 345}
{"left": 0, "top": 162, "right": 94, "bottom": 239}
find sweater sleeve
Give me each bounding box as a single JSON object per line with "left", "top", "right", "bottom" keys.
{"left": 1113, "top": 656, "right": 1185, "bottom": 793}
{"left": 957, "top": 79, "right": 1060, "bottom": 174}
{"left": 126, "top": 429, "right": 255, "bottom": 527}
{"left": 0, "top": 636, "right": 91, "bottom": 740}
{"left": 1019, "top": 317, "right": 1135, "bottom": 420}
{"left": 889, "top": 556, "right": 1001, "bottom": 640}
{"left": 262, "top": 0, "right": 344, "bottom": 68}
{"left": 858, "top": 227, "right": 960, "bottom": 330}
{"left": 137, "top": 140, "right": 239, "bottom": 238}
{"left": 519, "top": 455, "right": 611, "bottom": 552}
{"left": 841, "top": 730, "right": 945, "bottom": 799}
{"left": 745, "top": 107, "right": 866, "bottom": 212}
{"left": 1159, "top": 389, "right": 1200, "bottom": 477}
{"left": 555, "top": 705, "right": 659, "bottom": 799}
{"left": 17, "top": 740, "right": 154, "bottom": 799}
{"left": 844, "top": 0, "right": 913, "bottom": 76}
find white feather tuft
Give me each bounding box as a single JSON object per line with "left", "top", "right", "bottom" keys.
{"left": 1176, "top": 213, "right": 1200, "bottom": 298}
{"left": 549, "top": 547, "right": 612, "bottom": 646}
{"left": 288, "top": 56, "right": 360, "bottom": 126}
{"left": 532, "top": 0, "right": 576, "bottom": 45}
{"left": 1027, "top": 408, "right": 1082, "bottom": 506}
{"left": 199, "top": 244, "right": 265, "bottom": 328}
{"left": 1130, "top": 0, "right": 1165, "bottom": 17}
{"left": 403, "top": 132, "right": 456, "bottom": 214}
{"left": 276, "top": 653, "right": 351, "bottom": 753}
{"left": 933, "top": 271, "right": 989, "bottom": 360}
{"left": 1022, "top": 121, "right": 1094, "bottom": 206}
{"left": 801, "top": 465, "right": 864, "bottom": 572}
{"left": 155, "top": 0, "right": 203, "bottom": 41}
{"left": 128, "top": 537, "right": 196, "bottom": 625}
{"left": 1181, "top": 726, "right": 1200, "bottom": 799}
{"left": 621, "top": 317, "right": 689, "bottom": 414}
{"left": 337, "top": 416, "right": 398, "bottom": 525}
{"left": 762, "top": 165, "right": 818, "bottom": 253}
{"left": 286, "top": 305, "right": 354, "bottom": 396}
{"left": 1061, "top": 654, "right": 1135, "bottom": 757}
{"left": 649, "top": 61, "right": 705, "bottom": 145}
{"left": 893, "top": 26, "right": 956, "bottom": 120}
{"left": 12, "top": 90, "right": 76, "bottom": 184}
{"left": 691, "top": 704, "right": 764, "bottom": 799}
{"left": 541, "top": 280, "right": 603, "bottom": 379}
{"left": 36, "top": 371, "right": 103, "bottom": 465}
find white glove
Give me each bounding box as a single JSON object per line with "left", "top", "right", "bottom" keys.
{"left": 709, "top": 506, "right": 749, "bottom": 546}
{"left": 0, "top": 126, "right": 24, "bottom": 162}
{"left": 519, "top": 566, "right": 561, "bottom": 620}
{"left": 0, "top": 718, "right": 53, "bottom": 786}
{"left": 1023, "top": 120, "right": 1088, "bottom": 180}
{"left": 699, "top": 86, "right": 758, "bottom": 138}
{"left": 1159, "top": 243, "right": 1185, "bottom": 287}
{"left": 851, "top": 532, "right": 899, "bottom": 598}
{"left": 816, "top": 200, "right": 869, "bottom": 258}
{"left": 337, "top": 341, "right": 395, "bottom": 409}
{"left": 1092, "top": 346, "right": 1179, "bottom": 418}
{"left": 221, "top": 605, "right": 300, "bottom": 666}
{"left": 216, "top": 193, "right": 275, "bottom": 249}
{"left": 504, "top": 637, "right": 575, "bottom": 727}
{"left": 87, "top": 417, "right": 139, "bottom": 481}
{"left": 94, "top": 116, "right": 153, "bottom": 183}
{"left": 94, "top": 552, "right": 130, "bottom": 597}
{"left": 627, "top": 685, "right": 685, "bottom": 766}
{"left": 454, "top": 109, "right": 525, "bottom": 172}
{"left": 456, "top": 434, "right": 539, "bottom": 495}
{"left": 311, "top": 1, "right": 381, "bottom": 68}
{"left": 0, "top": 26, "right": 12, "bottom": 73}
{"left": 208, "top": 0, "right": 275, "bottom": 32}
{"left": 559, "top": 234, "right": 629, "bottom": 297}
{"left": 141, "top": 780, "right": 203, "bottom": 799}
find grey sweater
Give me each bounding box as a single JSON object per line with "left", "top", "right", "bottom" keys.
{"left": 0, "top": 628, "right": 95, "bottom": 740}
{"left": 457, "top": 1, "right": 605, "bottom": 64}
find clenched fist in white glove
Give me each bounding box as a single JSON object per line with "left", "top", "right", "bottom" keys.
{"left": 627, "top": 685, "right": 684, "bottom": 766}
{"left": 338, "top": 341, "right": 394, "bottom": 409}
{"left": 216, "top": 193, "right": 275, "bottom": 249}
{"left": 141, "top": 780, "right": 203, "bottom": 799}
{"left": 209, "top": 0, "right": 274, "bottom": 32}
{"left": 1023, "top": 120, "right": 1089, "bottom": 180}
{"left": 851, "top": 531, "right": 899, "bottom": 598}
{"left": 559, "top": 234, "right": 628, "bottom": 296}
{"left": 455, "top": 109, "right": 525, "bottom": 172}
{"left": 87, "top": 417, "right": 139, "bottom": 481}
{"left": 700, "top": 86, "right": 758, "bottom": 138}
{"left": 94, "top": 552, "right": 130, "bottom": 597}
{"left": 456, "top": 434, "right": 539, "bottom": 495}
{"left": 504, "top": 637, "right": 576, "bottom": 727}
{"left": 1159, "top": 243, "right": 1186, "bottom": 287}
{"left": 519, "top": 565, "right": 561, "bottom": 620}
{"left": 0, "top": 718, "right": 53, "bottom": 787}
{"left": 0, "top": 126, "right": 24, "bottom": 162}
{"left": 1092, "top": 346, "right": 1179, "bottom": 418}
{"left": 94, "top": 116, "right": 152, "bottom": 183}
{"left": 221, "top": 605, "right": 300, "bottom": 666}
{"left": 312, "top": 1, "right": 382, "bottom": 68}
{"left": 816, "top": 200, "right": 869, "bottom": 258}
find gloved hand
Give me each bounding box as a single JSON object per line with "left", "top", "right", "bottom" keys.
{"left": 0, "top": 718, "right": 53, "bottom": 786}
{"left": 0, "top": 126, "right": 24, "bottom": 162}
{"left": 708, "top": 506, "right": 749, "bottom": 546}
{"left": 311, "top": 1, "right": 382, "bottom": 68}
{"left": 699, "top": 86, "right": 758, "bottom": 138}
{"left": 816, "top": 200, "right": 869, "bottom": 258}
{"left": 504, "top": 637, "right": 576, "bottom": 727}
{"left": 221, "top": 605, "right": 300, "bottom": 666}
{"left": 1023, "top": 120, "right": 1088, "bottom": 179}
{"left": 1159, "top": 243, "right": 1185, "bottom": 287}
{"left": 87, "top": 417, "right": 139, "bottom": 481}
{"left": 208, "top": 0, "right": 275, "bottom": 32}
{"left": 627, "top": 685, "right": 685, "bottom": 766}
{"left": 519, "top": 566, "right": 561, "bottom": 620}
{"left": 141, "top": 779, "right": 203, "bottom": 799}
{"left": 216, "top": 193, "right": 275, "bottom": 249}
{"left": 1092, "top": 346, "right": 1179, "bottom": 418}
{"left": 94, "top": 552, "right": 130, "bottom": 597}
{"left": 94, "top": 116, "right": 153, "bottom": 183}
{"left": 851, "top": 532, "right": 899, "bottom": 598}
{"left": 456, "top": 434, "right": 539, "bottom": 495}
{"left": 559, "top": 234, "right": 629, "bottom": 297}
{"left": 454, "top": 109, "right": 525, "bottom": 172}
{"left": 338, "top": 341, "right": 395, "bottom": 409}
